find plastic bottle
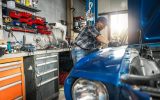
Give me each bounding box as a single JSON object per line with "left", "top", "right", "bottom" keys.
{"left": 25, "top": 0, "right": 30, "bottom": 6}
{"left": 7, "top": 41, "right": 12, "bottom": 53}
{"left": 29, "top": 0, "right": 32, "bottom": 7}
{"left": 21, "top": 0, "right": 25, "bottom": 5}
{"left": 7, "top": 0, "right": 15, "bottom": 9}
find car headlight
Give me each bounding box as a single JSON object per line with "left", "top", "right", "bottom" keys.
{"left": 72, "top": 78, "right": 109, "bottom": 100}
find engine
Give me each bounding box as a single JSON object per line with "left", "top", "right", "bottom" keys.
{"left": 121, "top": 45, "right": 160, "bottom": 99}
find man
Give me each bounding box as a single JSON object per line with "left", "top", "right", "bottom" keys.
{"left": 72, "top": 17, "right": 109, "bottom": 64}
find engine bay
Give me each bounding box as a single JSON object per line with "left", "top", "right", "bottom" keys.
{"left": 121, "top": 45, "right": 160, "bottom": 99}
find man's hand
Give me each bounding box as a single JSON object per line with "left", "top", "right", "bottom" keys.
{"left": 96, "top": 34, "right": 109, "bottom": 44}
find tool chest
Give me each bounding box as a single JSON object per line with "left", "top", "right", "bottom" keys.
{"left": 24, "top": 52, "right": 59, "bottom": 100}
{"left": 0, "top": 57, "right": 25, "bottom": 100}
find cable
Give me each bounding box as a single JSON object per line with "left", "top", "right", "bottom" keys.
{"left": 8, "top": 30, "right": 19, "bottom": 43}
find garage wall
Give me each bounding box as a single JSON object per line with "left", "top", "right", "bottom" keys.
{"left": 98, "top": 0, "right": 128, "bottom": 14}
{"left": 3, "top": 0, "right": 67, "bottom": 44}
{"left": 73, "top": 0, "right": 85, "bottom": 17}
{"left": 37, "top": 0, "right": 67, "bottom": 23}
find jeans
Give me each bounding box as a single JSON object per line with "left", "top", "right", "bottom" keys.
{"left": 71, "top": 46, "right": 90, "bottom": 65}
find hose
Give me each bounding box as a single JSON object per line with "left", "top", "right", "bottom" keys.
{"left": 121, "top": 74, "right": 160, "bottom": 85}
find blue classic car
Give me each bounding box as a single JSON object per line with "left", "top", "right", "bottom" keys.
{"left": 64, "top": 0, "right": 160, "bottom": 100}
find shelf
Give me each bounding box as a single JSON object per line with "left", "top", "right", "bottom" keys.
{"left": 15, "top": 3, "right": 41, "bottom": 12}
{"left": 11, "top": 27, "right": 36, "bottom": 33}
{"left": 2, "top": 0, "right": 41, "bottom": 12}
{"left": 3, "top": 24, "right": 36, "bottom": 33}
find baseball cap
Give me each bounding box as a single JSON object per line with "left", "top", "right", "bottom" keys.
{"left": 96, "top": 17, "right": 108, "bottom": 26}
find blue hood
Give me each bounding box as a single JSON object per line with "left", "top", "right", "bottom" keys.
{"left": 70, "top": 46, "right": 127, "bottom": 85}
{"left": 74, "top": 46, "right": 127, "bottom": 73}
{"left": 128, "top": 0, "right": 160, "bottom": 44}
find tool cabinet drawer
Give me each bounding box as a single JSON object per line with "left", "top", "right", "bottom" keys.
{"left": 35, "top": 54, "right": 58, "bottom": 60}
{"left": 35, "top": 53, "right": 58, "bottom": 59}
{"left": 35, "top": 61, "right": 59, "bottom": 73}
{"left": 36, "top": 68, "right": 58, "bottom": 85}
{"left": 0, "top": 66, "right": 21, "bottom": 78}
{"left": 0, "top": 81, "right": 23, "bottom": 100}
{"left": 0, "top": 61, "right": 22, "bottom": 68}
{"left": 35, "top": 57, "right": 58, "bottom": 65}
{"left": 0, "top": 73, "right": 22, "bottom": 87}
{"left": 37, "top": 78, "right": 59, "bottom": 100}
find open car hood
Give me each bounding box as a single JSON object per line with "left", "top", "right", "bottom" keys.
{"left": 128, "top": 0, "right": 160, "bottom": 44}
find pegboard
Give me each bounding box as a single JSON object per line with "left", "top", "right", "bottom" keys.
{"left": 73, "top": 0, "right": 85, "bottom": 17}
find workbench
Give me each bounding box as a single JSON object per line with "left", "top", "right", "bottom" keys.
{"left": 0, "top": 48, "right": 71, "bottom": 60}
{"left": 0, "top": 48, "right": 71, "bottom": 100}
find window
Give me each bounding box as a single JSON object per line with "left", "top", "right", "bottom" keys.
{"left": 110, "top": 13, "right": 128, "bottom": 44}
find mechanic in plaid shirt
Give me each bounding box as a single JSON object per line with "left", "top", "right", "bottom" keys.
{"left": 72, "top": 17, "right": 109, "bottom": 64}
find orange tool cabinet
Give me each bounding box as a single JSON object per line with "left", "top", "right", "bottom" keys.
{"left": 0, "top": 57, "right": 26, "bottom": 100}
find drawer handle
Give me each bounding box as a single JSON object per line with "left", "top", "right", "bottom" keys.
{"left": 14, "top": 96, "right": 23, "bottom": 100}
{"left": 0, "top": 66, "right": 21, "bottom": 72}
{"left": 0, "top": 81, "right": 22, "bottom": 91}
{"left": 36, "top": 68, "right": 58, "bottom": 77}
{"left": 0, "top": 73, "right": 21, "bottom": 81}
{"left": 37, "top": 76, "right": 58, "bottom": 87}
{"left": 36, "top": 55, "right": 57, "bottom": 60}
{"left": 37, "top": 60, "right": 58, "bottom": 67}
{"left": 0, "top": 61, "right": 22, "bottom": 68}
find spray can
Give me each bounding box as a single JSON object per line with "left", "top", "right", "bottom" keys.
{"left": 25, "top": 0, "right": 30, "bottom": 6}
{"left": 21, "top": 0, "right": 25, "bottom": 5}
{"left": 29, "top": 0, "right": 32, "bottom": 7}
{"left": 7, "top": 0, "right": 15, "bottom": 9}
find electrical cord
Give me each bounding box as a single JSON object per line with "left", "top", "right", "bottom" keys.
{"left": 8, "top": 30, "right": 20, "bottom": 44}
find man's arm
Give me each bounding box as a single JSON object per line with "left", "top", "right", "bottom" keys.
{"left": 96, "top": 34, "right": 109, "bottom": 44}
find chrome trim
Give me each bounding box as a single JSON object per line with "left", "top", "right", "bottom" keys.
{"left": 0, "top": 66, "right": 21, "bottom": 72}
{"left": 0, "top": 73, "right": 21, "bottom": 81}
{"left": 36, "top": 68, "right": 58, "bottom": 77}
{"left": 37, "top": 76, "right": 58, "bottom": 87}
{"left": 0, "top": 61, "right": 22, "bottom": 68}
{"left": 37, "top": 60, "right": 58, "bottom": 67}
{"left": 0, "top": 81, "right": 22, "bottom": 91}
{"left": 14, "top": 96, "right": 23, "bottom": 100}
{"left": 36, "top": 55, "right": 57, "bottom": 60}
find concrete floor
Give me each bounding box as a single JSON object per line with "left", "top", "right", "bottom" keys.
{"left": 59, "top": 88, "right": 66, "bottom": 100}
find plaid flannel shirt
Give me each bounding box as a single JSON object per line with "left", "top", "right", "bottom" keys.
{"left": 75, "top": 26, "right": 101, "bottom": 50}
